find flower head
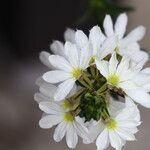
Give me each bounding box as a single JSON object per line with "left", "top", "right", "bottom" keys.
{"left": 89, "top": 97, "right": 140, "bottom": 150}
{"left": 96, "top": 53, "right": 150, "bottom": 108}
{"left": 35, "top": 13, "right": 150, "bottom": 150}
{"left": 39, "top": 100, "right": 90, "bottom": 149}
{"left": 103, "top": 13, "right": 148, "bottom": 66}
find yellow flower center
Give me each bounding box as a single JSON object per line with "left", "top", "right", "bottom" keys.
{"left": 108, "top": 74, "right": 120, "bottom": 86}
{"left": 71, "top": 68, "right": 82, "bottom": 79}
{"left": 61, "top": 100, "right": 72, "bottom": 110}
{"left": 64, "top": 113, "right": 74, "bottom": 123}
{"left": 106, "top": 119, "right": 118, "bottom": 130}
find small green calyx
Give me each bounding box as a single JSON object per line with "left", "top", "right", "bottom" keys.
{"left": 71, "top": 68, "right": 82, "bottom": 79}
{"left": 108, "top": 74, "right": 120, "bottom": 86}
{"left": 64, "top": 113, "right": 74, "bottom": 123}
{"left": 78, "top": 92, "right": 109, "bottom": 122}
{"left": 106, "top": 119, "right": 118, "bottom": 130}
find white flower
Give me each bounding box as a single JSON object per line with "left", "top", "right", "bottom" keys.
{"left": 43, "top": 40, "right": 92, "bottom": 101}
{"left": 89, "top": 26, "right": 117, "bottom": 60}
{"left": 38, "top": 100, "right": 90, "bottom": 149}
{"left": 103, "top": 13, "right": 148, "bottom": 66}
{"left": 90, "top": 97, "right": 140, "bottom": 150}
{"left": 96, "top": 53, "right": 150, "bottom": 108}
{"left": 75, "top": 27, "right": 117, "bottom": 62}
{"left": 83, "top": 96, "right": 125, "bottom": 144}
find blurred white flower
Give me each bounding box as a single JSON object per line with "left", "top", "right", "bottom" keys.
{"left": 103, "top": 13, "right": 148, "bottom": 66}
{"left": 39, "top": 28, "right": 75, "bottom": 70}
{"left": 96, "top": 53, "right": 150, "bottom": 108}
{"left": 34, "top": 77, "right": 77, "bottom": 103}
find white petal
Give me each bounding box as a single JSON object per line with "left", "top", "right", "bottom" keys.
{"left": 121, "top": 42, "right": 140, "bottom": 51}
{"left": 64, "top": 28, "right": 75, "bottom": 43}
{"left": 39, "top": 101, "right": 64, "bottom": 114}
{"left": 125, "top": 96, "right": 136, "bottom": 107}
{"left": 116, "top": 127, "right": 136, "bottom": 141}
{"left": 121, "top": 42, "right": 148, "bottom": 67}
{"left": 118, "top": 120, "right": 139, "bottom": 128}
{"left": 115, "top": 13, "right": 128, "bottom": 39}
{"left": 39, "top": 51, "right": 53, "bottom": 68}
{"left": 109, "top": 98, "right": 125, "bottom": 117}
{"left": 39, "top": 115, "right": 63, "bottom": 129}
{"left": 133, "top": 73, "right": 150, "bottom": 87}
{"left": 103, "top": 15, "right": 114, "bottom": 37}
{"left": 50, "top": 40, "right": 65, "bottom": 56}
{"left": 109, "top": 53, "right": 118, "bottom": 75}
{"left": 54, "top": 121, "right": 67, "bottom": 142}
{"left": 79, "top": 45, "right": 92, "bottom": 69}
{"left": 64, "top": 41, "right": 79, "bottom": 67}
{"left": 141, "top": 67, "right": 150, "bottom": 74}
{"left": 99, "top": 36, "right": 117, "bottom": 59}
{"left": 121, "top": 127, "right": 138, "bottom": 134}
{"left": 88, "top": 122, "right": 104, "bottom": 142}
{"left": 129, "top": 50, "right": 148, "bottom": 67}
{"left": 118, "top": 81, "right": 137, "bottom": 90}
{"left": 54, "top": 79, "right": 75, "bottom": 101}
{"left": 109, "top": 131, "right": 124, "bottom": 149}
{"left": 116, "top": 103, "right": 140, "bottom": 122}
{"left": 49, "top": 55, "right": 72, "bottom": 71}
{"left": 125, "top": 89, "right": 150, "bottom": 108}
{"left": 34, "top": 93, "right": 51, "bottom": 103}
{"left": 68, "top": 84, "right": 77, "bottom": 97}
{"left": 75, "top": 30, "right": 89, "bottom": 50}
{"left": 89, "top": 25, "right": 105, "bottom": 55}
{"left": 96, "top": 129, "right": 109, "bottom": 150}
{"left": 116, "top": 57, "right": 130, "bottom": 76}
{"left": 43, "top": 70, "right": 71, "bottom": 83}
{"left": 39, "top": 82, "right": 57, "bottom": 98}
{"left": 79, "top": 47, "right": 92, "bottom": 69}
{"left": 66, "top": 124, "right": 78, "bottom": 148}
{"left": 122, "top": 26, "right": 146, "bottom": 46}
{"left": 95, "top": 60, "right": 109, "bottom": 78}
{"left": 143, "top": 84, "right": 150, "bottom": 92}
{"left": 74, "top": 118, "right": 90, "bottom": 142}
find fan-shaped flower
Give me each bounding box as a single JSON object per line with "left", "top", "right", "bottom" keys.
{"left": 42, "top": 41, "right": 92, "bottom": 101}
{"left": 38, "top": 100, "right": 90, "bottom": 149}
{"left": 96, "top": 53, "right": 150, "bottom": 108}
{"left": 103, "top": 13, "right": 148, "bottom": 66}
{"left": 89, "top": 97, "right": 140, "bottom": 150}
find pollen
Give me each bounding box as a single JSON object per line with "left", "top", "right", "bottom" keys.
{"left": 64, "top": 113, "right": 74, "bottom": 123}
{"left": 108, "top": 74, "right": 120, "bottom": 86}
{"left": 106, "top": 119, "right": 118, "bottom": 130}
{"left": 71, "top": 68, "right": 82, "bottom": 79}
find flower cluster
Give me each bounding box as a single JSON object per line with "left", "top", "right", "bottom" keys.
{"left": 35, "top": 13, "right": 150, "bottom": 150}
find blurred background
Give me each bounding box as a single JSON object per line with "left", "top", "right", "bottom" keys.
{"left": 0, "top": 0, "right": 150, "bottom": 150}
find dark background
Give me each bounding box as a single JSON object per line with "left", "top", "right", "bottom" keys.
{"left": 0, "top": 0, "right": 150, "bottom": 150}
